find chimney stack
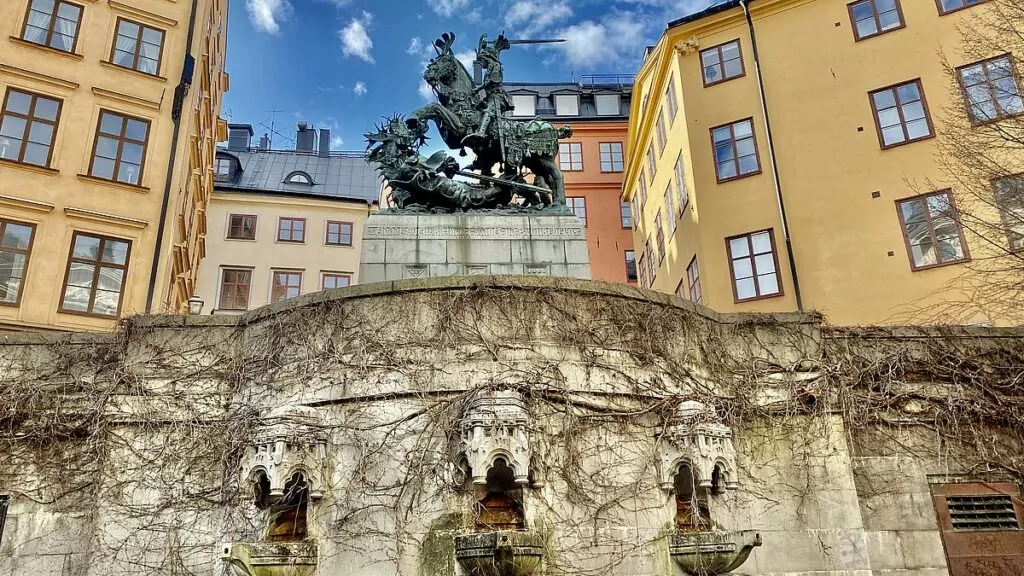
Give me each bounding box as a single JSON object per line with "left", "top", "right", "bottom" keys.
{"left": 259, "top": 134, "right": 270, "bottom": 150}
{"left": 296, "top": 122, "right": 315, "bottom": 152}
{"left": 319, "top": 128, "right": 331, "bottom": 157}
{"left": 227, "top": 124, "right": 254, "bottom": 151}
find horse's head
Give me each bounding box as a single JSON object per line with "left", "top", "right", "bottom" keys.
{"left": 423, "top": 32, "right": 474, "bottom": 98}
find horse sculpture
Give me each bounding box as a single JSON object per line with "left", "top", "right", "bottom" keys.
{"left": 395, "top": 32, "right": 571, "bottom": 209}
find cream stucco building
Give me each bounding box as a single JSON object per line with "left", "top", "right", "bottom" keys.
{"left": 195, "top": 124, "right": 380, "bottom": 314}
{"left": 0, "top": 0, "right": 229, "bottom": 330}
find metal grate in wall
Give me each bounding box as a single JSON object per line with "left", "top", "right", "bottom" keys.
{"left": 948, "top": 495, "right": 1021, "bottom": 531}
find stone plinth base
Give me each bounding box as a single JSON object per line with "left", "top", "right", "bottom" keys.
{"left": 359, "top": 213, "right": 591, "bottom": 282}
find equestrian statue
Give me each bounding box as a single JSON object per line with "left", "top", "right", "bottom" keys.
{"left": 366, "top": 32, "right": 572, "bottom": 213}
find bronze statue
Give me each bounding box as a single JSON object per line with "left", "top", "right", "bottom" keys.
{"left": 366, "top": 32, "right": 572, "bottom": 213}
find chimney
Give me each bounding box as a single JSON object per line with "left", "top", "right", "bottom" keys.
{"left": 473, "top": 59, "right": 483, "bottom": 84}
{"left": 227, "top": 124, "right": 254, "bottom": 151}
{"left": 258, "top": 133, "right": 270, "bottom": 150}
{"left": 296, "top": 122, "right": 315, "bottom": 152}
{"left": 319, "top": 128, "right": 330, "bottom": 157}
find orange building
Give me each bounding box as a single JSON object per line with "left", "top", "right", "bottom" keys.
{"left": 506, "top": 78, "right": 636, "bottom": 284}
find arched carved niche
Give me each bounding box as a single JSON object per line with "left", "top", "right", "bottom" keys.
{"left": 457, "top": 389, "right": 533, "bottom": 487}
{"left": 658, "top": 400, "right": 739, "bottom": 493}
{"left": 241, "top": 405, "right": 328, "bottom": 505}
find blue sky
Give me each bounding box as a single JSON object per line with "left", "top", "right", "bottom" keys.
{"left": 224, "top": 0, "right": 711, "bottom": 151}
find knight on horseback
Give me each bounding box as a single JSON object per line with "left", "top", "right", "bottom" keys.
{"left": 463, "top": 33, "right": 513, "bottom": 147}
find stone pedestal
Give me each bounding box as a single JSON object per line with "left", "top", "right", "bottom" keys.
{"left": 359, "top": 213, "right": 591, "bottom": 283}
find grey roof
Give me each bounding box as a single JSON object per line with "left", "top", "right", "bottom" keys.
{"left": 505, "top": 81, "right": 633, "bottom": 122}
{"left": 214, "top": 149, "right": 381, "bottom": 204}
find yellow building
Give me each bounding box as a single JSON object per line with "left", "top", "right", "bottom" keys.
{"left": 195, "top": 124, "right": 380, "bottom": 314}
{"left": 625, "top": 0, "right": 1024, "bottom": 325}
{"left": 0, "top": 0, "right": 228, "bottom": 331}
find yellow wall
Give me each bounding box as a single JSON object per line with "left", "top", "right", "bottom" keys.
{"left": 625, "top": 0, "right": 1022, "bottom": 325}
{"left": 0, "top": 0, "right": 226, "bottom": 330}
{"left": 196, "top": 192, "right": 373, "bottom": 313}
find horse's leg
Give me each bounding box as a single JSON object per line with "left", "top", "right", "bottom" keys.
{"left": 535, "top": 156, "right": 565, "bottom": 207}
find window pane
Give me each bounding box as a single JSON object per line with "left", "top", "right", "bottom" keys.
{"left": 118, "top": 162, "right": 141, "bottom": 184}
{"left": 92, "top": 289, "right": 120, "bottom": 316}
{"left": 23, "top": 143, "right": 49, "bottom": 166}
{"left": 28, "top": 123, "right": 53, "bottom": 146}
{"left": 125, "top": 119, "right": 148, "bottom": 141}
{"left": 873, "top": 89, "right": 896, "bottom": 110}
{"left": 73, "top": 235, "right": 100, "bottom": 259}
{"left": 735, "top": 137, "right": 755, "bottom": 158}
{"left": 61, "top": 285, "right": 90, "bottom": 312}
{"left": 751, "top": 232, "right": 772, "bottom": 253}
{"left": 911, "top": 241, "right": 937, "bottom": 267}
{"left": 877, "top": 108, "right": 901, "bottom": 128}
{"left": 896, "top": 83, "right": 920, "bottom": 103}
{"left": 758, "top": 273, "right": 780, "bottom": 295}
{"left": 67, "top": 262, "right": 95, "bottom": 288}
{"left": 6, "top": 91, "right": 32, "bottom": 116}
{"left": 102, "top": 240, "right": 129, "bottom": 264}
{"left": 936, "top": 237, "right": 964, "bottom": 262}
{"left": 732, "top": 257, "right": 753, "bottom": 279}
{"left": 122, "top": 142, "right": 144, "bottom": 165}
{"left": 723, "top": 59, "right": 743, "bottom": 78}
{"left": 114, "top": 50, "right": 135, "bottom": 68}
{"left": 118, "top": 20, "right": 140, "bottom": 39}
{"left": 97, "top": 266, "right": 124, "bottom": 291}
{"left": 33, "top": 97, "right": 59, "bottom": 122}
{"left": 729, "top": 237, "right": 750, "bottom": 258}
{"left": 100, "top": 113, "right": 123, "bottom": 136}
{"left": 733, "top": 120, "right": 753, "bottom": 138}
{"left": 2, "top": 224, "right": 33, "bottom": 250}
{"left": 878, "top": 9, "right": 900, "bottom": 30}
{"left": 701, "top": 50, "right": 720, "bottom": 68}
{"left": 738, "top": 154, "right": 759, "bottom": 175}
{"left": 1, "top": 117, "right": 27, "bottom": 140}
{"left": 755, "top": 253, "right": 776, "bottom": 275}
{"left": 717, "top": 161, "right": 737, "bottom": 180}
{"left": 712, "top": 126, "right": 732, "bottom": 144}
{"left": 714, "top": 141, "right": 735, "bottom": 163}
{"left": 881, "top": 125, "right": 906, "bottom": 146}
{"left": 735, "top": 277, "right": 756, "bottom": 300}
{"left": 902, "top": 101, "right": 926, "bottom": 122}
{"left": 905, "top": 118, "right": 930, "bottom": 140}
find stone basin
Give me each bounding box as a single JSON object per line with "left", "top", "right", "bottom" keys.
{"left": 221, "top": 541, "right": 318, "bottom": 576}
{"left": 669, "top": 530, "right": 761, "bottom": 575}
{"left": 454, "top": 530, "right": 545, "bottom": 576}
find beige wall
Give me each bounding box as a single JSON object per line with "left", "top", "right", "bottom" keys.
{"left": 0, "top": 0, "right": 227, "bottom": 331}
{"left": 196, "top": 191, "right": 372, "bottom": 313}
{"left": 625, "top": 0, "right": 1022, "bottom": 326}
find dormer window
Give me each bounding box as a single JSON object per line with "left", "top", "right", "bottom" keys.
{"left": 285, "top": 171, "right": 312, "bottom": 185}
{"left": 555, "top": 94, "right": 580, "bottom": 116}
{"left": 214, "top": 156, "right": 233, "bottom": 181}
{"left": 595, "top": 94, "right": 621, "bottom": 116}
{"left": 511, "top": 95, "right": 536, "bottom": 117}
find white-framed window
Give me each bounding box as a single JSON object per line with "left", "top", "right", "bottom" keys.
{"left": 558, "top": 142, "right": 583, "bottom": 171}
{"left": 599, "top": 142, "right": 624, "bottom": 172}
{"left": 511, "top": 94, "right": 536, "bottom": 117}
{"left": 566, "top": 196, "right": 587, "bottom": 226}
{"left": 555, "top": 94, "right": 580, "bottom": 116}
{"left": 595, "top": 94, "right": 621, "bottom": 116}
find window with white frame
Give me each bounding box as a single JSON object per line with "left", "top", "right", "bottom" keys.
{"left": 595, "top": 94, "right": 621, "bottom": 116}
{"left": 600, "top": 142, "right": 624, "bottom": 172}
{"left": 511, "top": 94, "right": 536, "bottom": 117}
{"left": 555, "top": 94, "right": 580, "bottom": 116}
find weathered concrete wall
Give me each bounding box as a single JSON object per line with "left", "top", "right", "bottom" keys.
{"left": 0, "top": 277, "right": 1020, "bottom": 576}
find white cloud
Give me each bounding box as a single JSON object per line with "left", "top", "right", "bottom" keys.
{"left": 246, "top": 0, "right": 292, "bottom": 34}
{"left": 426, "top": 0, "right": 469, "bottom": 17}
{"left": 407, "top": 37, "right": 423, "bottom": 55}
{"left": 354, "top": 81, "right": 367, "bottom": 96}
{"left": 455, "top": 50, "right": 476, "bottom": 72}
{"left": 331, "top": 135, "right": 345, "bottom": 149}
{"left": 418, "top": 79, "right": 435, "bottom": 101}
{"left": 554, "top": 13, "right": 646, "bottom": 68}
{"left": 340, "top": 11, "right": 374, "bottom": 63}
{"left": 504, "top": 0, "right": 572, "bottom": 37}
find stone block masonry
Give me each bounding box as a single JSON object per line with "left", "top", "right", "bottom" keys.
{"left": 359, "top": 213, "right": 591, "bottom": 282}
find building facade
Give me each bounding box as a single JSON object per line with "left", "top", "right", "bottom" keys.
{"left": 0, "top": 0, "right": 228, "bottom": 331}
{"left": 195, "top": 124, "right": 380, "bottom": 314}
{"left": 625, "top": 0, "right": 1023, "bottom": 325}
{"left": 507, "top": 79, "right": 637, "bottom": 284}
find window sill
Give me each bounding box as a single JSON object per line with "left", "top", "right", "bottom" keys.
{"left": 275, "top": 240, "right": 306, "bottom": 244}
{"left": 325, "top": 243, "right": 355, "bottom": 248}
{"left": 57, "top": 308, "right": 120, "bottom": 320}
{"left": 909, "top": 257, "right": 971, "bottom": 272}
{"left": 0, "top": 158, "right": 59, "bottom": 176}
{"left": 716, "top": 169, "right": 762, "bottom": 184}
{"left": 880, "top": 134, "right": 935, "bottom": 150}
{"left": 853, "top": 24, "right": 906, "bottom": 42}
{"left": 0, "top": 300, "right": 23, "bottom": 308}
{"left": 938, "top": 2, "right": 988, "bottom": 16}
{"left": 7, "top": 37, "right": 83, "bottom": 60}
{"left": 99, "top": 60, "right": 168, "bottom": 82}
{"left": 77, "top": 173, "right": 151, "bottom": 193}
{"left": 703, "top": 74, "right": 745, "bottom": 89}
{"left": 225, "top": 237, "right": 257, "bottom": 242}
{"left": 734, "top": 291, "right": 784, "bottom": 304}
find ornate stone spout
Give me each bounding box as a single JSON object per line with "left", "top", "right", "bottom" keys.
{"left": 222, "top": 541, "right": 318, "bottom": 576}
{"left": 669, "top": 530, "right": 761, "bottom": 576}
{"left": 454, "top": 531, "right": 544, "bottom": 576}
